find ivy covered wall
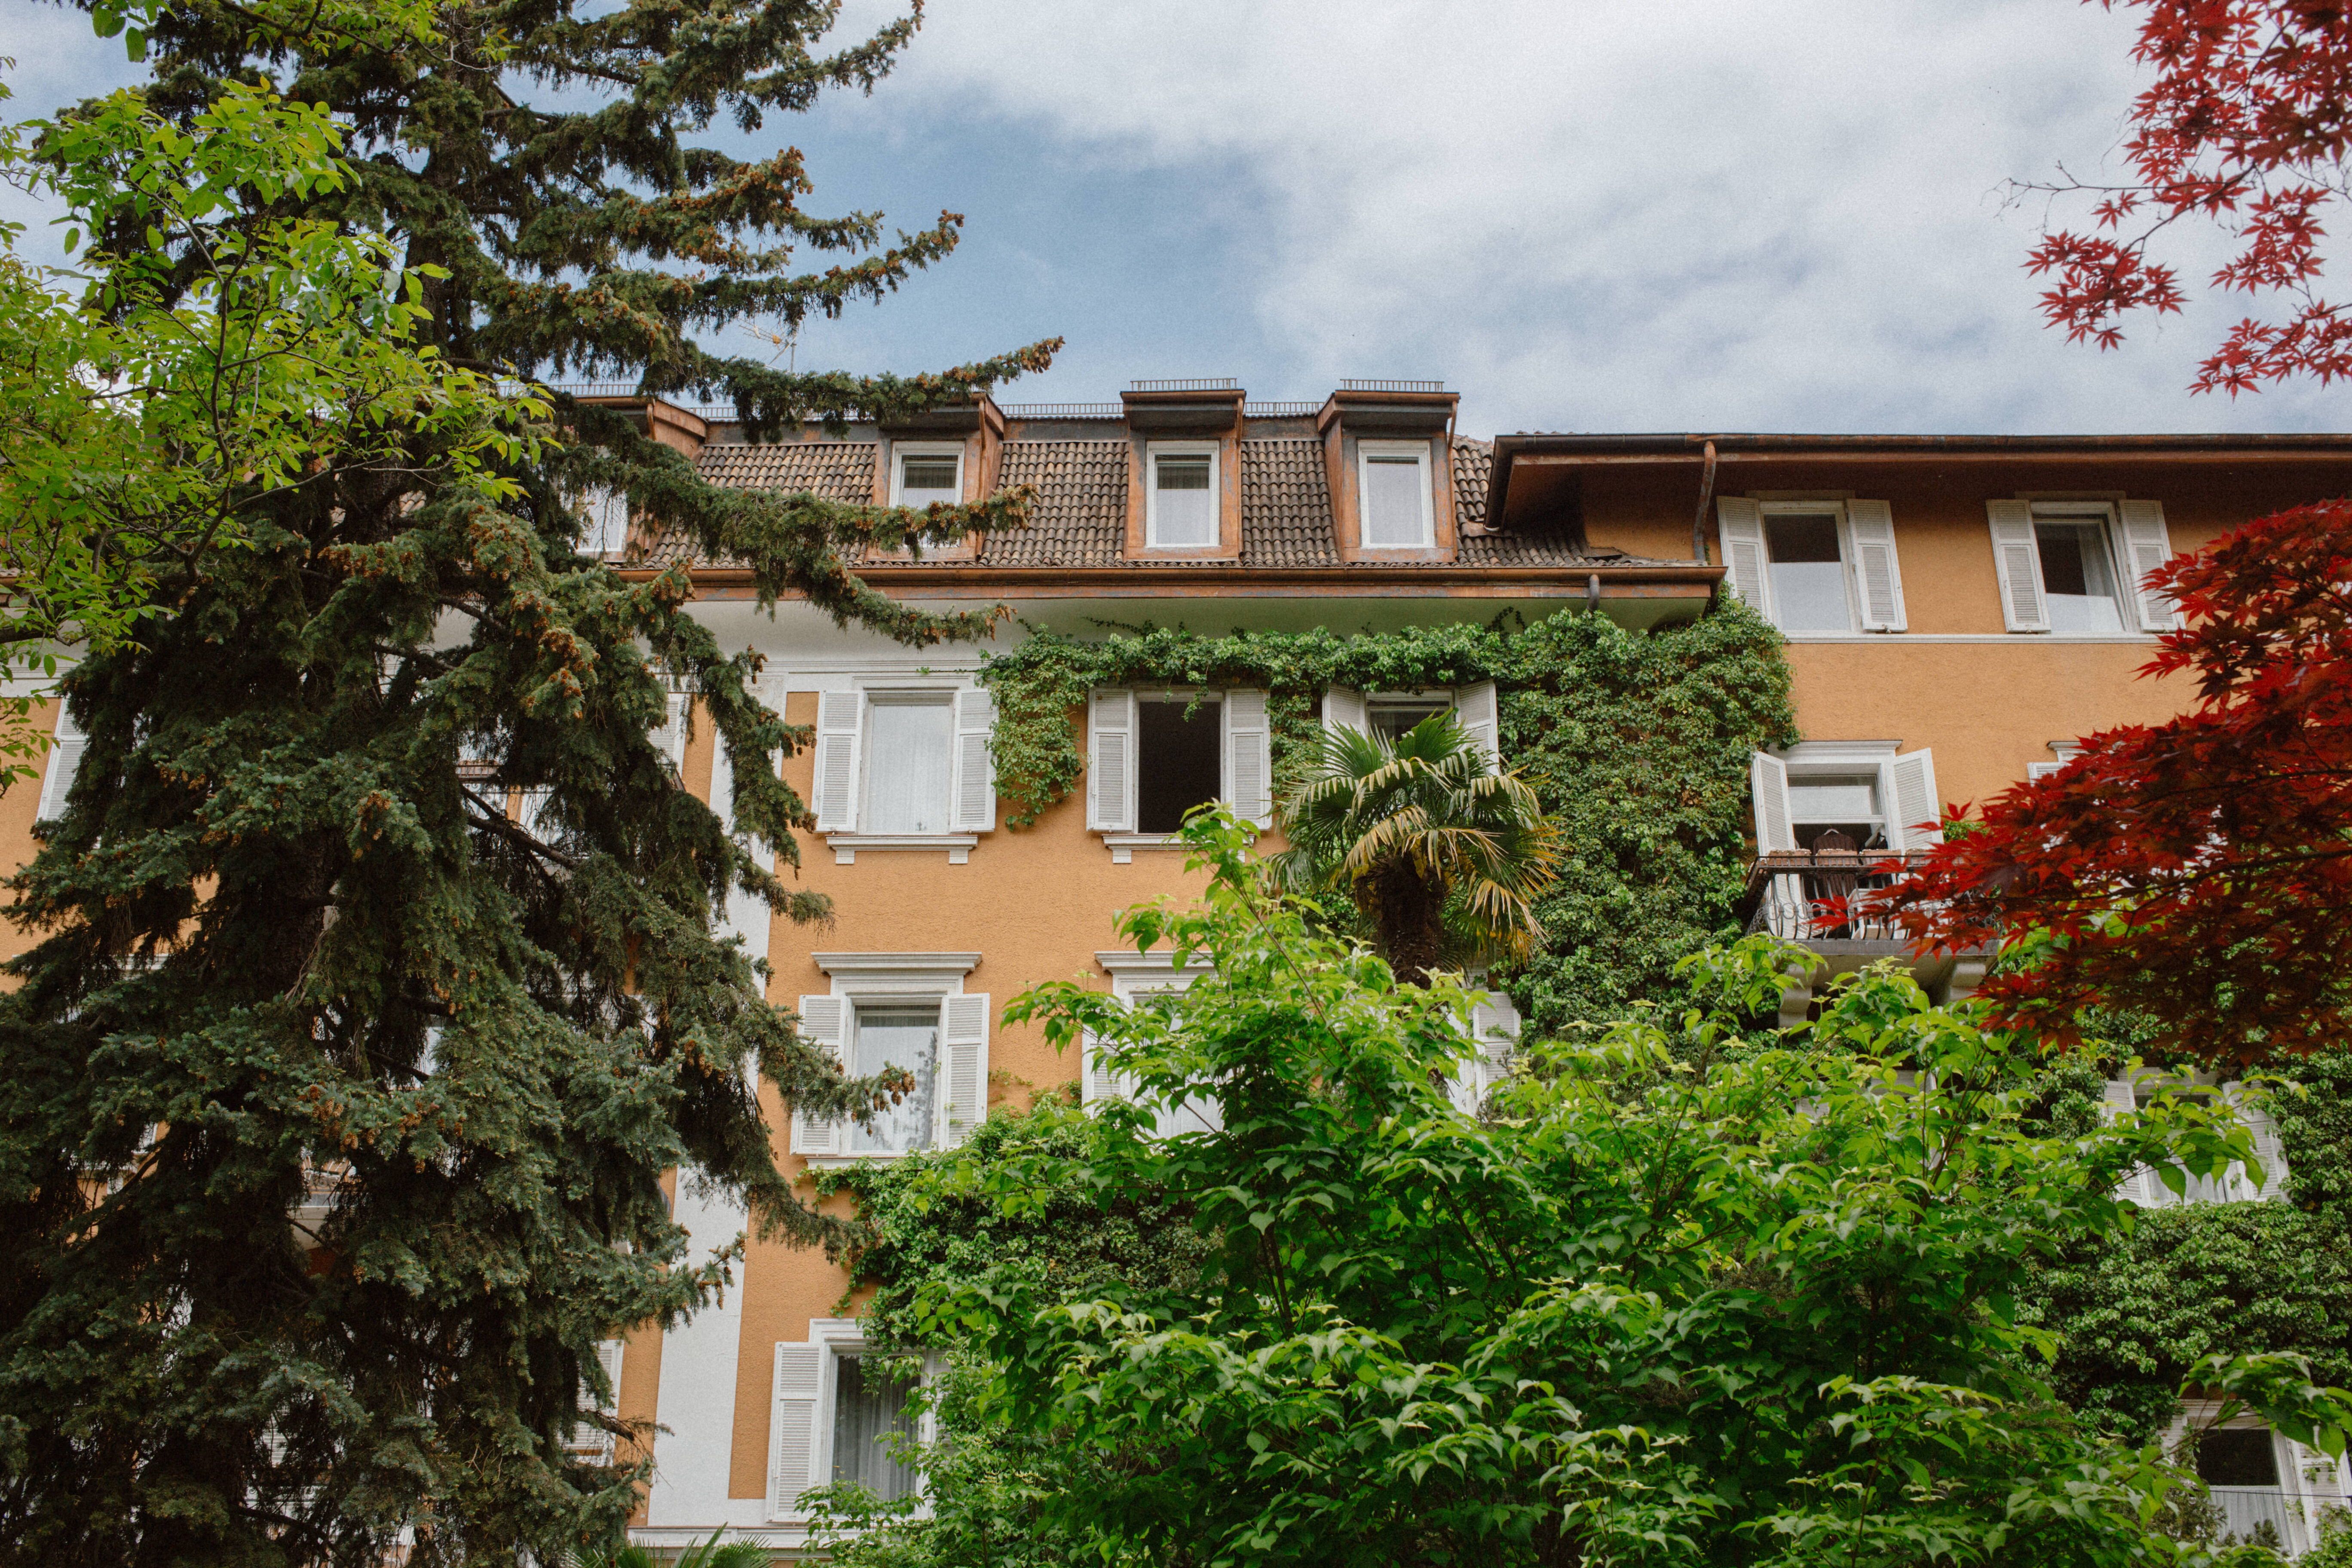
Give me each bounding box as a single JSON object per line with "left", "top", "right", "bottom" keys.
{"left": 978, "top": 601, "right": 1798, "bottom": 1031}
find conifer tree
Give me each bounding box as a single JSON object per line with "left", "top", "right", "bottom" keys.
{"left": 0, "top": 0, "right": 1057, "bottom": 1560}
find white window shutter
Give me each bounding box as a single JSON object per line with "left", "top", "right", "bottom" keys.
{"left": 1323, "top": 687, "right": 1369, "bottom": 739}
{"left": 1717, "top": 496, "right": 1773, "bottom": 619}
{"left": 2118, "top": 499, "right": 2180, "bottom": 632}
{"left": 940, "top": 992, "right": 990, "bottom": 1145}
{"left": 2229, "top": 1085, "right": 2291, "bottom": 1201}
{"left": 37, "top": 703, "right": 89, "bottom": 822}
{"left": 769, "top": 1342, "right": 824, "bottom": 1519}
{"left": 651, "top": 690, "right": 690, "bottom": 771}
{"left": 790, "top": 995, "right": 848, "bottom": 1156}
{"left": 810, "top": 692, "right": 863, "bottom": 833}
{"left": 1986, "top": 501, "right": 2051, "bottom": 633}
{"left": 2101, "top": 1080, "right": 2153, "bottom": 1206}
{"left": 951, "top": 687, "right": 996, "bottom": 833}
{"left": 1452, "top": 681, "right": 1501, "bottom": 771}
{"left": 1844, "top": 500, "right": 1908, "bottom": 632}
{"left": 1751, "top": 752, "right": 1795, "bottom": 853}
{"left": 1881, "top": 748, "right": 1940, "bottom": 853}
{"left": 1086, "top": 689, "right": 1135, "bottom": 832}
{"left": 1222, "top": 689, "right": 1273, "bottom": 827}
{"left": 1081, "top": 1029, "right": 1130, "bottom": 1107}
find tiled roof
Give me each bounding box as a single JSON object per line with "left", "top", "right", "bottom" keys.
{"left": 657, "top": 435, "right": 1661, "bottom": 571}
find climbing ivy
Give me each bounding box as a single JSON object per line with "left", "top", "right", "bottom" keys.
{"left": 977, "top": 602, "right": 1797, "bottom": 1031}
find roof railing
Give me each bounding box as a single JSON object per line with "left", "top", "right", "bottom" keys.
{"left": 1339, "top": 378, "right": 1446, "bottom": 393}
{"left": 1128, "top": 377, "right": 1240, "bottom": 392}
{"left": 1245, "top": 402, "right": 1320, "bottom": 417}
{"left": 1000, "top": 402, "right": 1127, "bottom": 417}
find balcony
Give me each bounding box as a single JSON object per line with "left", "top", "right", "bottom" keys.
{"left": 1742, "top": 848, "right": 1932, "bottom": 951}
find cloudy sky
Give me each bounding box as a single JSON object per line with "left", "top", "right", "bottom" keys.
{"left": 7, "top": 0, "right": 2345, "bottom": 437}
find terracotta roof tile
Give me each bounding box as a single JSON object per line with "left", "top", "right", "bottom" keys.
{"left": 977, "top": 441, "right": 1126, "bottom": 566}
{"left": 1239, "top": 439, "right": 1340, "bottom": 567}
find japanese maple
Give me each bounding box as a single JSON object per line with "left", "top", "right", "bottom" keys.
{"left": 1877, "top": 500, "right": 2352, "bottom": 1066}
{"left": 2029, "top": 1, "right": 2352, "bottom": 392}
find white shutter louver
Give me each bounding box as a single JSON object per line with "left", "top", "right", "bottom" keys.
{"left": 810, "top": 692, "right": 863, "bottom": 833}
{"left": 1750, "top": 752, "right": 1795, "bottom": 853}
{"left": 790, "top": 995, "right": 848, "bottom": 1156}
{"left": 940, "top": 993, "right": 990, "bottom": 1145}
{"left": 1086, "top": 690, "right": 1135, "bottom": 832}
{"left": 1844, "top": 499, "right": 1908, "bottom": 632}
{"left": 2102, "top": 1080, "right": 2154, "bottom": 1206}
{"left": 2118, "top": 499, "right": 2180, "bottom": 632}
{"left": 951, "top": 687, "right": 996, "bottom": 832}
{"left": 1986, "top": 501, "right": 2051, "bottom": 633}
{"left": 1323, "top": 687, "right": 1369, "bottom": 740}
{"left": 1716, "top": 496, "right": 1772, "bottom": 619}
{"left": 769, "top": 1342, "right": 824, "bottom": 1518}
{"left": 1882, "top": 748, "right": 1939, "bottom": 853}
{"left": 1081, "top": 1029, "right": 1129, "bottom": 1107}
{"left": 37, "top": 703, "right": 89, "bottom": 822}
{"left": 1452, "top": 681, "right": 1501, "bottom": 771}
{"left": 2231, "top": 1086, "right": 2290, "bottom": 1201}
{"left": 1222, "top": 689, "right": 1273, "bottom": 827}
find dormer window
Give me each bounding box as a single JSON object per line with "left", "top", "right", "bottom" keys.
{"left": 891, "top": 445, "right": 964, "bottom": 508}
{"left": 1357, "top": 441, "right": 1434, "bottom": 548}
{"left": 1145, "top": 444, "right": 1218, "bottom": 548}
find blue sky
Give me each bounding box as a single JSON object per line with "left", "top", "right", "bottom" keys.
{"left": 7, "top": 0, "right": 2345, "bottom": 437}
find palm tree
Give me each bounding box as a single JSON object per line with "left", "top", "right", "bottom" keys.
{"left": 1277, "top": 711, "right": 1562, "bottom": 986}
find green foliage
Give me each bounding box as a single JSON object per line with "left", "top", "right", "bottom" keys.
{"left": 979, "top": 601, "right": 1795, "bottom": 1026}
{"left": 874, "top": 810, "right": 2270, "bottom": 1568}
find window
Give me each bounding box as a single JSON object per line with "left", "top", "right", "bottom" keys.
{"left": 1323, "top": 684, "right": 1500, "bottom": 771}
{"left": 891, "top": 445, "right": 963, "bottom": 508}
{"left": 1986, "top": 499, "right": 2179, "bottom": 634}
{"left": 1750, "top": 744, "right": 1939, "bottom": 855}
{"left": 832, "top": 1355, "right": 920, "bottom": 1499}
{"left": 769, "top": 1323, "right": 937, "bottom": 1524}
{"left": 1764, "top": 512, "right": 1849, "bottom": 631}
{"left": 1357, "top": 441, "right": 1434, "bottom": 548}
{"left": 1085, "top": 689, "right": 1272, "bottom": 847}
{"left": 2101, "top": 1075, "right": 2290, "bottom": 1207}
{"left": 808, "top": 686, "right": 997, "bottom": 852}
{"left": 861, "top": 696, "right": 953, "bottom": 834}
{"left": 1716, "top": 498, "right": 1907, "bottom": 632}
{"left": 578, "top": 486, "right": 631, "bottom": 555}
{"left": 1136, "top": 696, "right": 1223, "bottom": 834}
{"left": 1787, "top": 771, "right": 1884, "bottom": 850}
{"left": 1086, "top": 951, "right": 1221, "bottom": 1135}
{"left": 1145, "top": 444, "right": 1218, "bottom": 548}
{"left": 848, "top": 1008, "right": 939, "bottom": 1155}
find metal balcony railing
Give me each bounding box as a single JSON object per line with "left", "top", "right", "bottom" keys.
{"left": 1339, "top": 378, "right": 1446, "bottom": 393}
{"left": 1245, "top": 401, "right": 1321, "bottom": 416}
{"left": 1743, "top": 849, "right": 1932, "bottom": 943}
{"left": 1128, "top": 378, "right": 1240, "bottom": 392}
{"left": 999, "top": 402, "right": 1126, "bottom": 417}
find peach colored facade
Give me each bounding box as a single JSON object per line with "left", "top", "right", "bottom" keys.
{"left": 10, "top": 391, "right": 2347, "bottom": 1552}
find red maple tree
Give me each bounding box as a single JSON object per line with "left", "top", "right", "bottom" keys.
{"left": 2030, "top": 1, "right": 2352, "bottom": 392}
{"left": 1875, "top": 502, "right": 2352, "bottom": 1066}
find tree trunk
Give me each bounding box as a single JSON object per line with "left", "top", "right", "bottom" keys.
{"left": 1372, "top": 860, "right": 1445, "bottom": 986}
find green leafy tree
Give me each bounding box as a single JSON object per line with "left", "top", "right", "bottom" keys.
{"left": 1277, "top": 712, "right": 1562, "bottom": 986}
{"left": 0, "top": 0, "right": 1057, "bottom": 1561}
{"left": 907, "top": 811, "right": 2288, "bottom": 1568}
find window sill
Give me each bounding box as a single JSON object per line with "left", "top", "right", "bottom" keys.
{"left": 1101, "top": 832, "right": 1189, "bottom": 864}
{"left": 827, "top": 833, "right": 979, "bottom": 865}
{"left": 795, "top": 1148, "right": 926, "bottom": 1167}
{"left": 1776, "top": 631, "right": 2157, "bottom": 643}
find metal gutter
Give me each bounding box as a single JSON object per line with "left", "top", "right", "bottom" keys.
{"left": 621, "top": 562, "right": 1723, "bottom": 597}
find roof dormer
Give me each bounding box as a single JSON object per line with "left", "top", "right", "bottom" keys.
{"left": 872, "top": 395, "right": 1005, "bottom": 561}
{"left": 1317, "top": 381, "right": 1461, "bottom": 562}
{"left": 1121, "top": 380, "right": 1245, "bottom": 560}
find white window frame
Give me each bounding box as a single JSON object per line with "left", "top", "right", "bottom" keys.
{"left": 2163, "top": 1399, "right": 2349, "bottom": 1558}
{"left": 791, "top": 953, "right": 987, "bottom": 1163}
{"left": 769, "top": 1319, "right": 939, "bottom": 1525}
{"left": 1355, "top": 438, "right": 1436, "bottom": 549}
{"left": 887, "top": 441, "right": 965, "bottom": 508}
{"left": 1752, "top": 741, "right": 1941, "bottom": 854}
{"left": 1716, "top": 496, "right": 1907, "bottom": 634}
{"left": 813, "top": 677, "right": 995, "bottom": 862}
{"left": 1323, "top": 683, "right": 1501, "bottom": 771}
{"left": 1450, "top": 977, "right": 1522, "bottom": 1114}
{"left": 1089, "top": 687, "right": 1272, "bottom": 858}
{"left": 2027, "top": 739, "right": 2086, "bottom": 784}
{"left": 2027, "top": 501, "right": 2135, "bottom": 634}
{"left": 1143, "top": 441, "right": 1221, "bottom": 550}
{"left": 1085, "top": 950, "right": 1221, "bottom": 1135}
{"left": 2101, "top": 1072, "right": 2291, "bottom": 1209}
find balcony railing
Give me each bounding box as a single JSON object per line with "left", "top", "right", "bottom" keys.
{"left": 1743, "top": 849, "right": 1932, "bottom": 944}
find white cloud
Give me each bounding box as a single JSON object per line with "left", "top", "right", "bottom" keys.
{"left": 840, "top": 0, "right": 2342, "bottom": 434}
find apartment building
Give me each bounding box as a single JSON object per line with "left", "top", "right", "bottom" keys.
{"left": 7, "top": 382, "right": 2348, "bottom": 1554}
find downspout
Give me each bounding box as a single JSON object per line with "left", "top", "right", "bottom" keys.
{"left": 1690, "top": 438, "right": 1718, "bottom": 563}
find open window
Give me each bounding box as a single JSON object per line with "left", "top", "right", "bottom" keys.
{"left": 1357, "top": 440, "right": 1436, "bottom": 549}
{"left": 1323, "top": 682, "right": 1499, "bottom": 770}
{"left": 1986, "top": 499, "right": 2178, "bottom": 634}
{"left": 769, "top": 1321, "right": 934, "bottom": 1525}
{"left": 791, "top": 974, "right": 989, "bottom": 1159}
{"left": 1751, "top": 743, "right": 1940, "bottom": 854}
{"left": 1144, "top": 442, "right": 1219, "bottom": 549}
{"left": 1084, "top": 950, "right": 1222, "bottom": 1135}
{"left": 1717, "top": 497, "right": 1907, "bottom": 632}
{"left": 1086, "top": 689, "right": 1272, "bottom": 854}
{"left": 808, "top": 686, "right": 996, "bottom": 861}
